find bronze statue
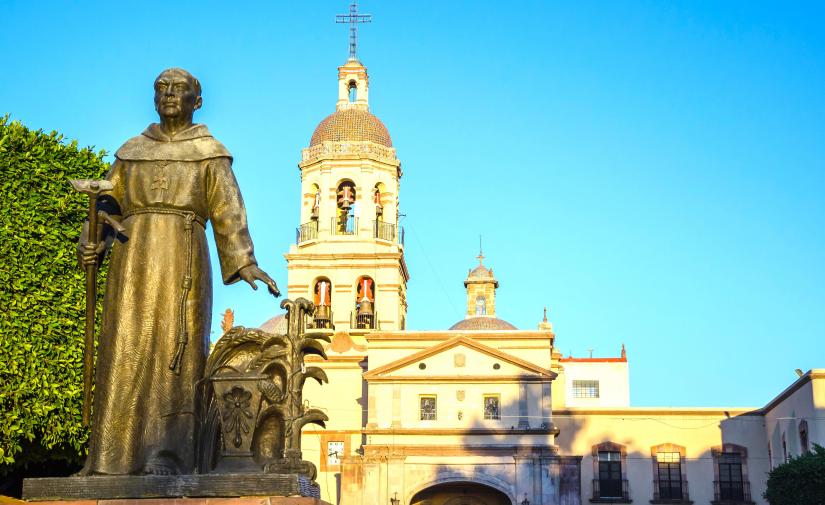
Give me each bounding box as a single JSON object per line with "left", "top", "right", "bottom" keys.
{"left": 78, "top": 68, "right": 279, "bottom": 476}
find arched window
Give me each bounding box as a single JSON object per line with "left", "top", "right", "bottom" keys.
{"left": 651, "top": 443, "right": 688, "bottom": 502}
{"left": 354, "top": 276, "right": 376, "bottom": 329}
{"left": 348, "top": 81, "right": 357, "bottom": 103}
{"left": 712, "top": 444, "right": 751, "bottom": 502}
{"left": 313, "top": 278, "right": 332, "bottom": 329}
{"left": 373, "top": 183, "right": 384, "bottom": 218}
{"left": 592, "top": 442, "right": 628, "bottom": 501}
{"left": 334, "top": 181, "right": 357, "bottom": 235}
{"left": 800, "top": 420, "right": 809, "bottom": 454}
{"left": 309, "top": 183, "right": 321, "bottom": 219}
{"left": 475, "top": 295, "right": 487, "bottom": 315}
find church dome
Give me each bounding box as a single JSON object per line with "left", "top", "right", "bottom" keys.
{"left": 259, "top": 313, "right": 287, "bottom": 334}
{"left": 310, "top": 108, "right": 393, "bottom": 147}
{"left": 468, "top": 265, "right": 493, "bottom": 279}
{"left": 449, "top": 316, "right": 517, "bottom": 331}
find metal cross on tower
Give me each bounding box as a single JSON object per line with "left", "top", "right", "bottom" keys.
{"left": 336, "top": 1, "right": 372, "bottom": 60}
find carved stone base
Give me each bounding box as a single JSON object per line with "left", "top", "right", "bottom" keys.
{"left": 22, "top": 474, "right": 320, "bottom": 501}
{"left": 22, "top": 499, "right": 328, "bottom": 505}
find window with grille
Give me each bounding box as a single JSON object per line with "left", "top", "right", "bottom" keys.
{"left": 420, "top": 395, "right": 437, "bottom": 420}
{"left": 483, "top": 395, "right": 500, "bottom": 420}
{"left": 598, "top": 451, "right": 623, "bottom": 498}
{"left": 656, "top": 452, "right": 683, "bottom": 500}
{"left": 718, "top": 453, "right": 744, "bottom": 501}
{"left": 572, "top": 380, "right": 600, "bottom": 398}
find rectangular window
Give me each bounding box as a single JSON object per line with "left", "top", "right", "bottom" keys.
{"left": 597, "top": 451, "right": 623, "bottom": 498}
{"left": 420, "top": 395, "right": 437, "bottom": 421}
{"left": 572, "top": 380, "right": 600, "bottom": 398}
{"left": 656, "top": 452, "right": 683, "bottom": 500}
{"left": 483, "top": 395, "right": 500, "bottom": 420}
{"left": 327, "top": 441, "right": 344, "bottom": 466}
{"left": 718, "top": 453, "right": 744, "bottom": 501}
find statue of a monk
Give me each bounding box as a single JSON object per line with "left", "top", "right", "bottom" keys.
{"left": 78, "top": 68, "right": 279, "bottom": 476}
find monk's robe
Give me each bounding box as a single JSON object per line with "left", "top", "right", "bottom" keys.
{"left": 84, "top": 123, "right": 257, "bottom": 475}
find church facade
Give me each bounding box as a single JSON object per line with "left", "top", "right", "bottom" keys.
{"left": 259, "top": 54, "right": 825, "bottom": 505}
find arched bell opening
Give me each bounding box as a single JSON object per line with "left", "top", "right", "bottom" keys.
{"left": 312, "top": 277, "right": 333, "bottom": 329}
{"left": 334, "top": 180, "right": 357, "bottom": 235}
{"left": 475, "top": 295, "right": 487, "bottom": 316}
{"left": 308, "top": 183, "right": 321, "bottom": 220}
{"left": 348, "top": 80, "right": 358, "bottom": 103}
{"left": 354, "top": 275, "right": 375, "bottom": 329}
{"left": 410, "top": 481, "right": 512, "bottom": 505}
{"left": 373, "top": 182, "right": 386, "bottom": 218}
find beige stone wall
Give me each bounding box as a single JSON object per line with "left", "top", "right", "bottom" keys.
{"left": 288, "top": 141, "right": 407, "bottom": 332}
{"left": 554, "top": 408, "right": 767, "bottom": 505}
{"left": 763, "top": 370, "right": 825, "bottom": 467}
{"left": 557, "top": 360, "right": 630, "bottom": 407}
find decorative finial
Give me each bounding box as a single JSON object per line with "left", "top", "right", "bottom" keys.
{"left": 336, "top": 1, "right": 372, "bottom": 60}
{"left": 220, "top": 308, "right": 234, "bottom": 334}
{"left": 477, "top": 235, "right": 484, "bottom": 265}
{"left": 543, "top": 307, "right": 548, "bottom": 323}
{"left": 621, "top": 343, "right": 626, "bottom": 359}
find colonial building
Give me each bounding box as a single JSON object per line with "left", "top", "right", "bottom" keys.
{"left": 259, "top": 47, "right": 825, "bottom": 505}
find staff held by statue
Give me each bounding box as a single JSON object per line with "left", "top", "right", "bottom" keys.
{"left": 71, "top": 179, "right": 124, "bottom": 426}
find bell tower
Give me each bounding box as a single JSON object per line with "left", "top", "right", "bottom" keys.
{"left": 464, "top": 251, "right": 499, "bottom": 318}
{"left": 284, "top": 56, "right": 409, "bottom": 332}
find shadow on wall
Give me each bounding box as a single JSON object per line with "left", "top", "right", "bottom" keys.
{"left": 400, "top": 399, "right": 768, "bottom": 505}
{"left": 396, "top": 392, "right": 586, "bottom": 505}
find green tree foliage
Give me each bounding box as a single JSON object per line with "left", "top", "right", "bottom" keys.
{"left": 764, "top": 444, "right": 825, "bottom": 505}
{"left": 0, "top": 115, "right": 109, "bottom": 473}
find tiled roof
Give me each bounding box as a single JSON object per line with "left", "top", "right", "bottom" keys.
{"left": 449, "top": 316, "right": 517, "bottom": 331}
{"left": 310, "top": 108, "right": 392, "bottom": 147}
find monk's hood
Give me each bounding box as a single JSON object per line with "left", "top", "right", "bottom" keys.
{"left": 115, "top": 123, "right": 232, "bottom": 162}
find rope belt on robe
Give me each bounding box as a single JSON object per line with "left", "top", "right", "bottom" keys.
{"left": 122, "top": 207, "right": 207, "bottom": 374}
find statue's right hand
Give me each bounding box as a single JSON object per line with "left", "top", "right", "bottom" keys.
{"left": 77, "top": 242, "right": 105, "bottom": 268}
{"left": 76, "top": 222, "right": 106, "bottom": 268}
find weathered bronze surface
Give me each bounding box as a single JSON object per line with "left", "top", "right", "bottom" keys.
{"left": 78, "top": 68, "right": 280, "bottom": 477}
{"left": 197, "top": 298, "right": 328, "bottom": 478}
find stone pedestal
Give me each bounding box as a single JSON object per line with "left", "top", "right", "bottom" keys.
{"left": 24, "top": 499, "right": 328, "bottom": 505}
{"left": 22, "top": 474, "right": 320, "bottom": 502}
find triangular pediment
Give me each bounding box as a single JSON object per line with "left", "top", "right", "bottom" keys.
{"left": 364, "top": 336, "right": 556, "bottom": 380}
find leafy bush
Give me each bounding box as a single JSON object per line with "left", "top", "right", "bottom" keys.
{"left": 764, "top": 444, "right": 825, "bottom": 505}
{"left": 0, "top": 115, "right": 108, "bottom": 476}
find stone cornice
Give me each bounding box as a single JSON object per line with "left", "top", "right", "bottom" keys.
{"left": 554, "top": 407, "right": 762, "bottom": 417}
{"left": 300, "top": 140, "right": 400, "bottom": 168}
{"left": 363, "top": 335, "right": 556, "bottom": 380}
{"left": 364, "top": 428, "right": 559, "bottom": 437}
{"left": 367, "top": 330, "right": 555, "bottom": 341}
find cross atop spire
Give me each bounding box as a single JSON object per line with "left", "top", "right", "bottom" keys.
{"left": 336, "top": 1, "right": 372, "bottom": 61}
{"left": 477, "top": 235, "right": 484, "bottom": 265}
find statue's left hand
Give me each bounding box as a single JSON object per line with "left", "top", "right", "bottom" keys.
{"left": 239, "top": 265, "right": 281, "bottom": 297}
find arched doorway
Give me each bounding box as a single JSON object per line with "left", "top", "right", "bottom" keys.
{"left": 410, "top": 481, "right": 512, "bottom": 505}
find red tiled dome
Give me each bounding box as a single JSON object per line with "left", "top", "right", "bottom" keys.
{"left": 310, "top": 108, "right": 392, "bottom": 147}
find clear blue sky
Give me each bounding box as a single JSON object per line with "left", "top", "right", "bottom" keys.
{"left": 3, "top": 1, "right": 823, "bottom": 408}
